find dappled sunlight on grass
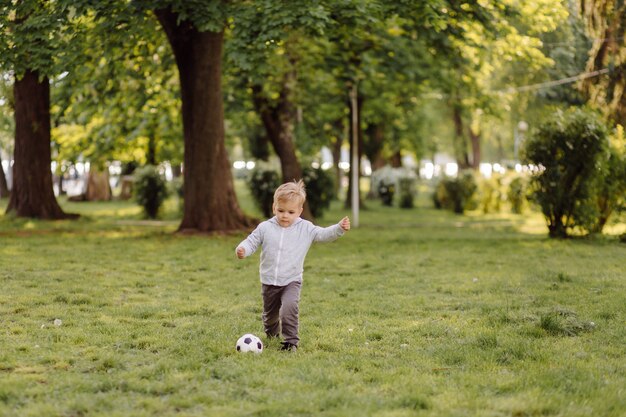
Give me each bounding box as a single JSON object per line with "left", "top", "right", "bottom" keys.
{"left": 61, "top": 197, "right": 145, "bottom": 219}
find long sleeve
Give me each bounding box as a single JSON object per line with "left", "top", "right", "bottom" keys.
{"left": 312, "top": 223, "right": 345, "bottom": 243}
{"left": 236, "top": 223, "right": 264, "bottom": 257}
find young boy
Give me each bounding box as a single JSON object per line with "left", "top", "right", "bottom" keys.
{"left": 236, "top": 180, "right": 350, "bottom": 352}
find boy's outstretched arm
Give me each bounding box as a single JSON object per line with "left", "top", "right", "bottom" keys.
{"left": 340, "top": 216, "right": 351, "bottom": 231}
{"left": 236, "top": 223, "right": 264, "bottom": 259}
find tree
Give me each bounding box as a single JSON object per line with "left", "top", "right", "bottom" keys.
{"left": 523, "top": 107, "right": 608, "bottom": 238}
{"left": 432, "top": 0, "right": 567, "bottom": 168}
{"left": 226, "top": 2, "right": 332, "bottom": 221}
{"left": 0, "top": 0, "right": 84, "bottom": 218}
{"left": 53, "top": 8, "right": 182, "bottom": 201}
{"left": 151, "top": 2, "right": 254, "bottom": 232}
{"left": 580, "top": 0, "right": 626, "bottom": 125}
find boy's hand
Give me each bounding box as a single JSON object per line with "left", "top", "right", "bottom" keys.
{"left": 236, "top": 247, "right": 245, "bottom": 259}
{"left": 339, "top": 216, "right": 351, "bottom": 231}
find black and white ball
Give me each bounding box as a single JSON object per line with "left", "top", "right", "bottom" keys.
{"left": 236, "top": 334, "right": 263, "bottom": 353}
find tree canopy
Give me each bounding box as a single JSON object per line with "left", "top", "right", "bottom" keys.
{"left": 1, "top": 0, "right": 619, "bottom": 228}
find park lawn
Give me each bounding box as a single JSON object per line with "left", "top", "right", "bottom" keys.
{"left": 0, "top": 191, "right": 624, "bottom": 417}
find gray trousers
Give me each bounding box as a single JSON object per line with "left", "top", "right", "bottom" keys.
{"left": 261, "top": 280, "right": 302, "bottom": 346}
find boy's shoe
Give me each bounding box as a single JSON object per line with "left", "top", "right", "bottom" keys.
{"left": 280, "top": 342, "right": 297, "bottom": 352}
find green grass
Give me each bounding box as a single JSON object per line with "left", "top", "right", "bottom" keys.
{"left": 0, "top": 186, "right": 624, "bottom": 417}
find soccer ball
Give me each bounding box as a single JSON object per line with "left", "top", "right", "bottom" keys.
{"left": 236, "top": 334, "right": 263, "bottom": 354}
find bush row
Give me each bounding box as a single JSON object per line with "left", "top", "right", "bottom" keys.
{"left": 248, "top": 167, "right": 335, "bottom": 219}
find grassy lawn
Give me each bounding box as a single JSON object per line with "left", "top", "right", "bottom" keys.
{"left": 0, "top": 186, "right": 624, "bottom": 417}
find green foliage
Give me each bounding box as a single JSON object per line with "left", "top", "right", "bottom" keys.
{"left": 134, "top": 0, "right": 228, "bottom": 33}
{"left": 52, "top": 9, "right": 182, "bottom": 168}
{"left": 302, "top": 166, "right": 334, "bottom": 218}
{"left": 168, "top": 176, "right": 184, "bottom": 213}
{"left": 523, "top": 107, "right": 609, "bottom": 238}
{"left": 378, "top": 181, "right": 395, "bottom": 206}
{"left": 247, "top": 167, "right": 334, "bottom": 219}
{"left": 507, "top": 176, "right": 528, "bottom": 214}
{"left": 0, "top": 1, "right": 89, "bottom": 77}
{"left": 248, "top": 169, "right": 281, "bottom": 218}
{"left": 588, "top": 126, "right": 626, "bottom": 233}
{"left": 371, "top": 166, "right": 397, "bottom": 206}
{"left": 371, "top": 167, "right": 417, "bottom": 208}
{"left": 434, "top": 171, "right": 478, "bottom": 214}
{"left": 479, "top": 175, "right": 503, "bottom": 214}
{"left": 580, "top": 0, "right": 626, "bottom": 125}
{"left": 398, "top": 177, "right": 416, "bottom": 209}
{"left": 169, "top": 176, "right": 184, "bottom": 199}
{"left": 133, "top": 165, "right": 169, "bottom": 219}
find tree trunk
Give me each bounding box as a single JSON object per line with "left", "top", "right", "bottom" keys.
{"left": 155, "top": 9, "right": 253, "bottom": 232}
{"left": 147, "top": 134, "right": 157, "bottom": 165}
{"left": 251, "top": 83, "right": 314, "bottom": 221}
{"left": 468, "top": 128, "right": 481, "bottom": 169}
{"left": 0, "top": 160, "right": 9, "bottom": 199}
{"left": 390, "top": 150, "right": 402, "bottom": 168}
{"left": 345, "top": 91, "right": 365, "bottom": 208}
{"left": 331, "top": 119, "right": 344, "bottom": 197}
{"left": 364, "top": 123, "right": 386, "bottom": 171}
{"left": 85, "top": 169, "right": 112, "bottom": 201}
{"left": 6, "top": 70, "right": 75, "bottom": 219}
{"left": 57, "top": 172, "right": 65, "bottom": 196}
{"left": 452, "top": 102, "right": 470, "bottom": 170}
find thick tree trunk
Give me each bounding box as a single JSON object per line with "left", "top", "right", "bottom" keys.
{"left": 155, "top": 9, "right": 252, "bottom": 232}
{"left": 85, "top": 169, "right": 112, "bottom": 201}
{"left": 251, "top": 83, "right": 314, "bottom": 221}
{"left": 6, "top": 71, "right": 75, "bottom": 219}
{"left": 0, "top": 161, "right": 9, "bottom": 198}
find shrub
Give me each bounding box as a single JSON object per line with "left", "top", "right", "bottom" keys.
{"left": 587, "top": 126, "right": 626, "bottom": 233}
{"left": 248, "top": 169, "right": 281, "bottom": 218}
{"left": 302, "top": 166, "right": 334, "bottom": 218}
{"left": 507, "top": 176, "right": 527, "bottom": 214}
{"left": 479, "top": 175, "right": 503, "bottom": 214}
{"left": 169, "top": 176, "right": 184, "bottom": 212}
{"left": 371, "top": 166, "right": 417, "bottom": 208}
{"left": 522, "top": 107, "right": 608, "bottom": 238}
{"left": 249, "top": 167, "right": 334, "bottom": 219}
{"left": 434, "top": 171, "right": 477, "bottom": 214}
{"left": 133, "top": 165, "right": 169, "bottom": 219}
{"left": 398, "top": 177, "right": 416, "bottom": 209}
{"left": 371, "top": 166, "right": 396, "bottom": 205}
{"left": 378, "top": 181, "right": 395, "bottom": 206}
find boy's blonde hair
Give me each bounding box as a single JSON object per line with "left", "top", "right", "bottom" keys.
{"left": 274, "top": 180, "right": 306, "bottom": 206}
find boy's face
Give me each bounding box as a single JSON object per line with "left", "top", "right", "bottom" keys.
{"left": 272, "top": 198, "right": 303, "bottom": 227}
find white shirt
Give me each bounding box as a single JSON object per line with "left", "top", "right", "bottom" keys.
{"left": 236, "top": 217, "right": 345, "bottom": 286}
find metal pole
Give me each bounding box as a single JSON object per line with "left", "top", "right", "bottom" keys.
{"left": 349, "top": 82, "right": 359, "bottom": 228}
